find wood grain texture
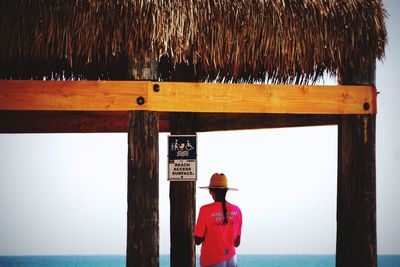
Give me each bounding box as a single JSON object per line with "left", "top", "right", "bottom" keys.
{"left": 0, "top": 111, "right": 172, "bottom": 133}
{"left": 0, "top": 111, "right": 339, "bottom": 133}
{"left": 336, "top": 58, "right": 377, "bottom": 267}
{"left": 0, "top": 80, "right": 376, "bottom": 114}
{"left": 194, "top": 113, "right": 338, "bottom": 132}
{"left": 0, "top": 80, "right": 148, "bottom": 111}
{"left": 169, "top": 112, "right": 196, "bottom": 267}
{"left": 337, "top": 115, "right": 377, "bottom": 267}
{"left": 127, "top": 111, "right": 159, "bottom": 267}
{"left": 149, "top": 82, "right": 376, "bottom": 114}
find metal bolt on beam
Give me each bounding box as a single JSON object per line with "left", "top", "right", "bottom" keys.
{"left": 136, "top": 96, "right": 145, "bottom": 105}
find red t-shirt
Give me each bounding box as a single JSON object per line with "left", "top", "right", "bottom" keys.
{"left": 194, "top": 201, "right": 242, "bottom": 266}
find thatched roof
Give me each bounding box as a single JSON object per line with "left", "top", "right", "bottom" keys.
{"left": 0, "top": 0, "right": 387, "bottom": 83}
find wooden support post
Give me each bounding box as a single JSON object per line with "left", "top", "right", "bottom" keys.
{"left": 127, "top": 111, "right": 159, "bottom": 267}
{"left": 168, "top": 63, "right": 197, "bottom": 267}
{"left": 169, "top": 113, "right": 196, "bottom": 267}
{"left": 126, "top": 58, "right": 159, "bottom": 267}
{"left": 170, "top": 112, "right": 196, "bottom": 267}
{"left": 336, "top": 59, "right": 377, "bottom": 267}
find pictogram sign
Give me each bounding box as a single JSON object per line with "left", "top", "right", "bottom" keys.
{"left": 168, "top": 135, "right": 197, "bottom": 181}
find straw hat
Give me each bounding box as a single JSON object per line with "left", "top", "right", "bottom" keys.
{"left": 199, "top": 173, "right": 238, "bottom": 191}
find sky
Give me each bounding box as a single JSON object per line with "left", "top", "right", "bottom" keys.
{"left": 0, "top": 0, "right": 399, "bottom": 256}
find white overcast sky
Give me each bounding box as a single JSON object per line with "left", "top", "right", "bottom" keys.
{"left": 0, "top": 0, "right": 399, "bottom": 256}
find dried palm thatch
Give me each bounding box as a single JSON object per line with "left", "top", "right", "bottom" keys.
{"left": 0, "top": 0, "right": 387, "bottom": 83}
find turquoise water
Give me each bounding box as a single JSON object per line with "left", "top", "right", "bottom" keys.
{"left": 0, "top": 255, "right": 399, "bottom": 267}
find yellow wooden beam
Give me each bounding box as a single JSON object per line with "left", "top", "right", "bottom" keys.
{"left": 0, "top": 80, "right": 376, "bottom": 114}
{"left": 149, "top": 82, "right": 376, "bottom": 114}
{"left": 0, "top": 80, "right": 149, "bottom": 111}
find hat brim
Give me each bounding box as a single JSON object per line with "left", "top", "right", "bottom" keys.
{"left": 199, "top": 186, "right": 238, "bottom": 191}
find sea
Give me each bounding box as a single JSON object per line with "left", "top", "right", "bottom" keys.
{"left": 0, "top": 255, "right": 399, "bottom": 267}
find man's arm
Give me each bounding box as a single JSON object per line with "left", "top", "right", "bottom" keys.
{"left": 234, "top": 235, "right": 241, "bottom": 247}
{"left": 195, "top": 235, "right": 204, "bottom": 245}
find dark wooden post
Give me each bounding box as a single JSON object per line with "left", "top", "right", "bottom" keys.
{"left": 168, "top": 64, "right": 197, "bottom": 267}
{"left": 126, "top": 58, "right": 159, "bottom": 267}
{"left": 170, "top": 112, "right": 196, "bottom": 267}
{"left": 336, "top": 59, "right": 377, "bottom": 267}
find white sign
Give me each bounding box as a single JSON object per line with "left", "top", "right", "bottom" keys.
{"left": 168, "top": 135, "right": 197, "bottom": 181}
